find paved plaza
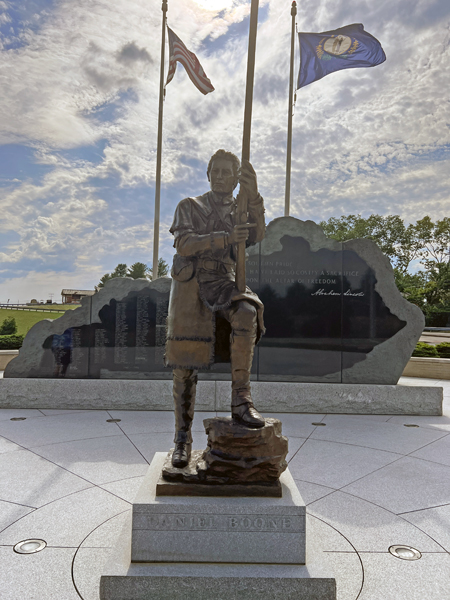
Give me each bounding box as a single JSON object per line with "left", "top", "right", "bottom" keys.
{"left": 0, "top": 374, "right": 449, "bottom": 599}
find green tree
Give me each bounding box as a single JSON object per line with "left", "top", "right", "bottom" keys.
{"left": 127, "top": 262, "right": 150, "bottom": 279}
{"left": 413, "top": 217, "right": 450, "bottom": 272}
{"left": 0, "top": 316, "right": 17, "bottom": 335}
{"left": 319, "top": 214, "right": 419, "bottom": 273}
{"left": 149, "top": 258, "right": 169, "bottom": 279}
{"left": 97, "top": 259, "right": 170, "bottom": 289}
{"left": 97, "top": 263, "right": 128, "bottom": 289}
{"left": 412, "top": 218, "right": 450, "bottom": 322}
{"left": 320, "top": 214, "right": 450, "bottom": 325}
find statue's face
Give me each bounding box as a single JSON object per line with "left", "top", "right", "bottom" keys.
{"left": 208, "top": 158, "right": 237, "bottom": 195}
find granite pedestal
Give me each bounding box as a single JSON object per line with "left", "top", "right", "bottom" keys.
{"left": 100, "top": 453, "right": 336, "bottom": 599}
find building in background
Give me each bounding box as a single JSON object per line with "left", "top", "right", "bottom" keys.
{"left": 61, "top": 289, "right": 96, "bottom": 304}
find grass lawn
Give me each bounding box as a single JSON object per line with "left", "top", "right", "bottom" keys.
{"left": 44, "top": 304, "right": 79, "bottom": 310}
{"left": 0, "top": 308, "right": 67, "bottom": 336}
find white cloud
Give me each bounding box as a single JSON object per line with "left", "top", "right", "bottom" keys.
{"left": 1, "top": 0, "right": 450, "bottom": 303}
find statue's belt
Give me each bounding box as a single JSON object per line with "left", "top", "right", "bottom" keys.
{"left": 198, "top": 259, "right": 235, "bottom": 274}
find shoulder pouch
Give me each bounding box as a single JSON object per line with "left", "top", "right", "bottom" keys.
{"left": 171, "top": 254, "right": 196, "bottom": 282}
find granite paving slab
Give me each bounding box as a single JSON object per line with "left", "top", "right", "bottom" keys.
{"left": 0, "top": 435, "right": 22, "bottom": 454}
{"left": 323, "top": 414, "right": 394, "bottom": 423}
{"left": 0, "top": 408, "right": 44, "bottom": 421}
{"left": 386, "top": 414, "right": 450, "bottom": 431}
{"left": 324, "top": 553, "right": 363, "bottom": 600}
{"left": 293, "top": 481, "right": 337, "bottom": 505}
{"left": 308, "top": 490, "right": 445, "bottom": 552}
{"left": 100, "top": 476, "right": 146, "bottom": 503}
{"left": 0, "top": 486, "right": 129, "bottom": 547}
{"left": 0, "top": 449, "right": 93, "bottom": 507}
{"left": 288, "top": 438, "right": 401, "bottom": 489}
{"left": 306, "top": 514, "right": 363, "bottom": 599}
{"left": 0, "top": 410, "right": 116, "bottom": 448}
{"left": 107, "top": 409, "right": 217, "bottom": 435}
{"left": 78, "top": 510, "right": 131, "bottom": 549}
{"left": 0, "top": 546, "right": 81, "bottom": 600}
{"left": 106, "top": 410, "right": 176, "bottom": 435}
{"left": 342, "top": 456, "right": 450, "bottom": 513}
{"left": 127, "top": 431, "right": 176, "bottom": 463}
{"left": 357, "top": 552, "right": 450, "bottom": 600}
{"left": 409, "top": 432, "right": 450, "bottom": 466}
{"left": 401, "top": 504, "right": 450, "bottom": 552}
{"left": 263, "top": 412, "right": 327, "bottom": 438}
{"left": 315, "top": 414, "right": 448, "bottom": 454}
{"left": 39, "top": 409, "right": 102, "bottom": 415}
{"left": 73, "top": 547, "right": 112, "bottom": 600}
{"left": 0, "top": 499, "right": 35, "bottom": 532}
{"left": 306, "top": 513, "right": 358, "bottom": 554}
{"left": 286, "top": 436, "right": 308, "bottom": 461}
{"left": 31, "top": 435, "right": 149, "bottom": 485}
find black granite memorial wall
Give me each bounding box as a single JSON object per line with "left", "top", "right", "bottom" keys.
{"left": 33, "top": 287, "right": 172, "bottom": 379}
{"left": 11, "top": 218, "right": 414, "bottom": 383}
{"left": 244, "top": 235, "right": 406, "bottom": 382}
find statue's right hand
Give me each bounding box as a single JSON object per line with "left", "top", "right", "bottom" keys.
{"left": 228, "top": 223, "right": 257, "bottom": 245}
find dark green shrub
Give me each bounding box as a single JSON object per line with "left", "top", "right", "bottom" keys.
{"left": 424, "top": 308, "right": 450, "bottom": 327}
{"left": 412, "top": 342, "right": 439, "bottom": 358}
{"left": 0, "top": 316, "right": 17, "bottom": 335}
{"left": 436, "top": 342, "right": 450, "bottom": 359}
{"left": 0, "top": 334, "right": 24, "bottom": 349}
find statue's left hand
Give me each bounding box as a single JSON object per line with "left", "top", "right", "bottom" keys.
{"left": 239, "top": 159, "right": 258, "bottom": 201}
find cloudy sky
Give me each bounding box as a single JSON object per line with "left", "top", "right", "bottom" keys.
{"left": 0, "top": 0, "right": 449, "bottom": 303}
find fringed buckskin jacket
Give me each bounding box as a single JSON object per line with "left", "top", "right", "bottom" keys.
{"left": 164, "top": 190, "right": 266, "bottom": 370}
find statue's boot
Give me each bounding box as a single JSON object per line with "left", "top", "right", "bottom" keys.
{"left": 172, "top": 368, "right": 197, "bottom": 467}
{"left": 230, "top": 334, "right": 265, "bottom": 428}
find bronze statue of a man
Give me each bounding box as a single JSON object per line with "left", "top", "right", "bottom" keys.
{"left": 165, "top": 149, "right": 266, "bottom": 468}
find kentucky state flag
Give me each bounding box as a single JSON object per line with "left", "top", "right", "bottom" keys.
{"left": 298, "top": 23, "right": 386, "bottom": 88}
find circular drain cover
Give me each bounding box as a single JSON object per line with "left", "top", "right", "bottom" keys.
{"left": 106, "top": 419, "right": 121, "bottom": 423}
{"left": 389, "top": 545, "right": 421, "bottom": 560}
{"left": 312, "top": 422, "right": 326, "bottom": 426}
{"left": 10, "top": 417, "right": 26, "bottom": 421}
{"left": 14, "top": 539, "right": 47, "bottom": 554}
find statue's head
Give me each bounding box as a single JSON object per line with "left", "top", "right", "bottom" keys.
{"left": 207, "top": 149, "right": 240, "bottom": 195}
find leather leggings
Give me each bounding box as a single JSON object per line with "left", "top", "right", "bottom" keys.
{"left": 172, "top": 300, "right": 257, "bottom": 443}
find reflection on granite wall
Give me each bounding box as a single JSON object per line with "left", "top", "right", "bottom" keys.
{"left": 5, "top": 278, "right": 173, "bottom": 380}
{"left": 5, "top": 217, "right": 424, "bottom": 384}
{"left": 245, "top": 217, "right": 424, "bottom": 384}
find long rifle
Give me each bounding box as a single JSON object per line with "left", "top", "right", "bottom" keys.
{"left": 235, "top": 0, "right": 259, "bottom": 293}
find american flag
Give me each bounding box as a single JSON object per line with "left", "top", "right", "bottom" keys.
{"left": 166, "top": 27, "right": 214, "bottom": 95}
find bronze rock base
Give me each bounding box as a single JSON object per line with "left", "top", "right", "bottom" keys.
{"left": 158, "top": 417, "right": 288, "bottom": 497}
{"left": 157, "top": 450, "right": 282, "bottom": 497}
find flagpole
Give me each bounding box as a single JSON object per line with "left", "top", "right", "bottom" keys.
{"left": 235, "top": 0, "right": 259, "bottom": 292}
{"left": 152, "top": 0, "right": 168, "bottom": 281}
{"left": 284, "top": 0, "right": 297, "bottom": 217}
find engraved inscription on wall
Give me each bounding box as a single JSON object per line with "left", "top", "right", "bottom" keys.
{"left": 249, "top": 259, "right": 364, "bottom": 296}
{"left": 155, "top": 296, "right": 169, "bottom": 366}
{"left": 135, "top": 296, "right": 150, "bottom": 363}
{"left": 114, "top": 301, "right": 128, "bottom": 364}
{"left": 134, "top": 513, "right": 304, "bottom": 533}
{"left": 94, "top": 328, "right": 108, "bottom": 364}
{"left": 70, "top": 328, "right": 85, "bottom": 373}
